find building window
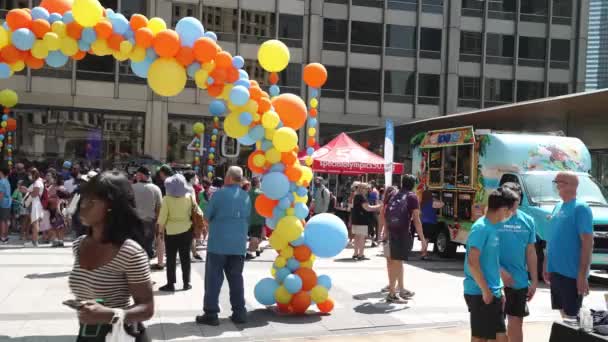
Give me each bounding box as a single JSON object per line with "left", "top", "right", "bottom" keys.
{"left": 202, "top": 6, "right": 238, "bottom": 42}
{"left": 462, "top": 0, "right": 484, "bottom": 17}
{"left": 323, "top": 18, "right": 348, "bottom": 52}
{"left": 172, "top": 3, "right": 197, "bottom": 27}
{"left": 422, "top": 0, "right": 443, "bottom": 14}
{"left": 241, "top": 9, "right": 275, "bottom": 44}
{"left": 550, "top": 39, "right": 570, "bottom": 69}
{"left": 552, "top": 0, "right": 572, "bottom": 24}
{"left": 384, "top": 70, "right": 415, "bottom": 103}
{"left": 279, "top": 63, "right": 302, "bottom": 94}
{"left": 420, "top": 28, "right": 442, "bottom": 58}
{"left": 167, "top": 116, "right": 213, "bottom": 165}
{"left": 418, "top": 74, "right": 440, "bottom": 105}
{"left": 488, "top": 0, "right": 516, "bottom": 19}
{"left": 388, "top": 0, "right": 418, "bottom": 11}
{"left": 386, "top": 25, "right": 416, "bottom": 57}
{"left": 520, "top": 0, "right": 548, "bottom": 22}
{"left": 352, "top": 0, "right": 384, "bottom": 7}
{"left": 485, "top": 78, "right": 513, "bottom": 107}
{"left": 460, "top": 31, "right": 482, "bottom": 62}
{"left": 349, "top": 68, "right": 381, "bottom": 101}
{"left": 517, "top": 80, "right": 545, "bottom": 101}
{"left": 350, "top": 21, "right": 383, "bottom": 54}
{"left": 279, "top": 14, "right": 303, "bottom": 48}
{"left": 323, "top": 66, "right": 346, "bottom": 99}
{"left": 244, "top": 59, "right": 267, "bottom": 86}
{"left": 549, "top": 83, "right": 569, "bottom": 96}
{"left": 458, "top": 77, "right": 481, "bottom": 108}
{"left": 486, "top": 33, "right": 515, "bottom": 65}
{"left": 518, "top": 36, "right": 546, "bottom": 67}
{"left": 121, "top": 0, "right": 146, "bottom": 19}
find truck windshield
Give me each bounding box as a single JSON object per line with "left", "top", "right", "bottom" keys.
{"left": 523, "top": 173, "right": 608, "bottom": 206}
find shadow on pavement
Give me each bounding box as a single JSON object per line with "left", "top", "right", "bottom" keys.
{"left": 0, "top": 335, "right": 76, "bottom": 341}
{"left": 24, "top": 271, "right": 71, "bottom": 279}
{"left": 352, "top": 291, "right": 385, "bottom": 301}
{"left": 354, "top": 302, "right": 409, "bottom": 314}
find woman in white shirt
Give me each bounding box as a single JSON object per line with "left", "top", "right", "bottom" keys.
{"left": 23, "top": 168, "right": 45, "bottom": 247}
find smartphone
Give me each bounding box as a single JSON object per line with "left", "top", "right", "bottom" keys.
{"left": 62, "top": 299, "right": 84, "bottom": 310}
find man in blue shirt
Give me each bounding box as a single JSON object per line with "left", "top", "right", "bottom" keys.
{"left": 545, "top": 172, "right": 594, "bottom": 318}
{"left": 196, "top": 166, "right": 251, "bottom": 326}
{"left": 0, "top": 167, "right": 11, "bottom": 244}
{"left": 499, "top": 183, "right": 538, "bottom": 342}
{"left": 464, "top": 188, "right": 518, "bottom": 342}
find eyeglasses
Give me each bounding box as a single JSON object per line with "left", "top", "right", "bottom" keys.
{"left": 552, "top": 180, "right": 569, "bottom": 185}
{"left": 79, "top": 198, "right": 103, "bottom": 209}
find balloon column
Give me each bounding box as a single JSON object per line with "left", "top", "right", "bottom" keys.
{"left": 302, "top": 63, "right": 328, "bottom": 166}
{"left": 0, "top": 89, "right": 18, "bottom": 167}
{"left": 192, "top": 122, "right": 204, "bottom": 174}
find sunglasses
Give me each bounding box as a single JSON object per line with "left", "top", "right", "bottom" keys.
{"left": 552, "top": 180, "right": 569, "bottom": 185}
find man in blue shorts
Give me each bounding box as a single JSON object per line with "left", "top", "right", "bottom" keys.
{"left": 544, "top": 172, "right": 593, "bottom": 319}
{"left": 499, "top": 182, "right": 538, "bottom": 342}
{"left": 464, "top": 188, "right": 518, "bottom": 342}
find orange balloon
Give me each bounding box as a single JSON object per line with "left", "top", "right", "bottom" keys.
{"left": 226, "top": 67, "right": 239, "bottom": 83}
{"left": 134, "top": 27, "right": 154, "bottom": 49}
{"left": 307, "top": 137, "right": 316, "bottom": 147}
{"left": 66, "top": 21, "right": 83, "bottom": 40}
{"left": 271, "top": 93, "right": 307, "bottom": 130}
{"left": 303, "top": 63, "right": 328, "bottom": 88}
{"left": 317, "top": 298, "right": 334, "bottom": 313}
{"left": 247, "top": 151, "right": 265, "bottom": 174}
{"left": 255, "top": 194, "right": 278, "bottom": 218}
{"left": 6, "top": 118, "right": 17, "bottom": 132}
{"left": 281, "top": 152, "right": 297, "bottom": 166}
{"left": 258, "top": 97, "right": 271, "bottom": 114}
{"left": 129, "top": 14, "right": 148, "bottom": 31}
{"left": 250, "top": 80, "right": 259, "bottom": 88}
{"left": 192, "top": 37, "right": 218, "bottom": 63}
{"left": 290, "top": 291, "right": 311, "bottom": 314}
{"left": 175, "top": 46, "right": 194, "bottom": 66}
{"left": 6, "top": 9, "right": 32, "bottom": 30}
{"left": 1, "top": 46, "right": 21, "bottom": 64}
{"left": 153, "top": 30, "right": 180, "bottom": 58}
{"left": 215, "top": 51, "right": 232, "bottom": 68}
{"left": 294, "top": 245, "right": 312, "bottom": 262}
{"left": 72, "top": 50, "right": 86, "bottom": 60}
{"left": 249, "top": 86, "right": 261, "bottom": 101}
{"left": 268, "top": 72, "right": 279, "bottom": 84}
{"left": 285, "top": 166, "right": 302, "bottom": 182}
{"left": 309, "top": 108, "right": 318, "bottom": 117}
{"left": 107, "top": 33, "right": 123, "bottom": 51}
{"left": 94, "top": 20, "right": 113, "bottom": 40}
{"left": 276, "top": 303, "right": 291, "bottom": 314}
{"left": 207, "top": 83, "right": 223, "bottom": 97}
{"left": 31, "top": 19, "right": 51, "bottom": 38}
{"left": 25, "top": 54, "right": 44, "bottom": 69}
{"left": 294, "top": 267, "right": 317, "bottom": 291}
{"left": 40, "top": 0, "right": 73, "bottom": 15}
{"left": 209, "top": 68, "right": 226, "bottom": 84}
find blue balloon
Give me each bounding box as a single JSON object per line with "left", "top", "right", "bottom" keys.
{"left": 238, "top": 69, "right": 249, "bottom": 80}
{"left": 286, "top": 258, "right": 301, "bottom": 271}
{"left": 1, "top": 115, "right": 7, "bottom": 121}
{"left": 230, "top": 85, "right": 250, "bottom": 106}
{"left": 261, "top": 140, "right": 273, "bottom": 151}
{"left": 62, "top": 11, "right": 74, "bottom": 24}
{"left": 78, "top": 40, "right": 90, "bottom": 51}
{"left": 0, "top": 135, "right": 5, "bottom": 141}
{"left": 295, "top": 202, "right": 309, "bottom": 220}
{"left": 272, "top": 206, "right": 285, "bottom": 220}
{"left": 278, "top": 196, "right": 291, "bottom": 210}
{"left": 238, "top": 135, "right": 256, "bottom": 146}
{"left": 239, "top": 112, "right": 252, "bottom": 126}
{"left": 0, "top": 63, "right": 9, "bottom": 79}
{"left": 145, "top": 48, "right": 158, "bottom": 61}
{"left": 317, "top": 275, "right": 333, "bottom": 290}
{"left": 254, "top": 278, "right": 279, "bottom": 306}
{"left": 296, "top": 187, "right": 308, "bottom": 197}
{"left": 187, "top": 62, "right": 201, "bottom": 78}
{"left": 48, "top": 13, "right": 62, "bottom": 24}
{"left": 269, "top": 85, "right": 280, "bottom": 96}
{"left": 311, "top": 88, "right": 319, "bottom": 98}
{"left": 234, "top": 79, "right": 250, "bottom": 89}
{"left": 266, "top": 217, "right": 278, "bottom": 229}
{"left": 209, "top": 100, "right": 226, "bottom": 116}
{"left": 308, "top": 118, "right": 318, "bottom": 127}
{"left": 124, "top": 29, "right": 135, "bottom": 41}
{"left": 176, "top": 17, "right": 205, "bottom": 47}
{"left": 211, "top": 130, "right": 218, "bottom": 137}
{"left": 46, "top": 51, "right": 68, "bottom": 68}
{"left": 204, "top": 31, "right": 217, "bottom": 41}
{"left": 31, "top": 7, "right": 50, "bottom": 20}
{"left": 209, "top": 147, "right": 216, "bottom": 153}
{"left": 111, "top": 14, "right": 129, "bottom": 34}
{"left": 207, "top": 76, "right": 214, "bottom": 85}
{"left": 270, "top": 163, "right": 285, "bottom": 173}
{"left": 290, "top": 183, "right": 298, "bottom": 192}
{"left": 81, "top": 28, "right": 97, "bottom": 44}
{"left": 291, "top": 234, "right": 305, "bottom": 247}
{"left": 12, "top": 28, "right": 35, "bottom": 51}
{"left": 249, "top": 125, "right": 264, "bottom": 141}
{"left": 130, "top": 60, "right": 151, "bottom": 78}
{"left": 276, "top": 267, "right": 291, "bottom": 282}
{"left": 232, "top": 55, "right": 245, "bottom": 69}
{"left": 1, "top": 22, "right": 8, "bottom": 30}
{"left": 306, "top": 147, "right": 314, "bottom": 156}
{"left": 207, "top": 165, "right": 213, "bottom": 172}
{"left": 304, "top": 213, "right": 348, "bottom": 258}
{"left": 284, "top": 274, "right": 303, "bottom": 294}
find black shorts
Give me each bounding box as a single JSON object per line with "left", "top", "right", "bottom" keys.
{"left": 389, "top": 236, "right": 412, "bottom": 261}
{"left": 422, "top": 222, "right": 438, "bottom": 240}
{"left": 248, "top": 225, "right": 263, "bottom": 239}
{"left": 550, "top": 272, "right": 583, "bottom": 317}
{"left": 464, "top": 294, "right": 506, "bottom": 340}
{"left": 504, "top": 287, "right": 529, "bottom": 318}
{"left": 0, "top": 207, "right": 10, "bottom": 220}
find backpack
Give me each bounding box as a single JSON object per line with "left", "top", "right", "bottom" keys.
{"left": 385, "top": 191, "right": 412, "bottom": 231}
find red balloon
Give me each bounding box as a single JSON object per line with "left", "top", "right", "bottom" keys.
{"left": 129, "top": 14, "right": 148, "bottom": 31}
{"left": 294, "top": 268, "right": 317, "bottom": 291}
{"left": 192, "top": 37, "right": 218, "bottom": 63}
{"left": 215, "top": 51, "right": 232, "bottom": 68}
{"left": 176, "top": 46, "right": 194, "bottom": 66}
{"left": 40, "top": 0, "right": 73, "bottom": 15}
{"left": 294, "top": 245, "right": 312, "bottom": 262}
{"left": 31, "top": 19, "right": 51, "bottom": 38}
{"left": 303, "top": 63, "right": 328, "bottom": 88}
{"left": 317, "top": 298, "right": 334, "bottom": 313}
{"left": 6, "top": 118, "right": 17, "bottom": 132}
{"left": 255, "top": 194, "right": 278, "bottom": 218}
{"left": 276, "top": 303, "right": 291, "bottom": 314}
{"left": 290, "top": 291, "right": 311, "bottom": 314}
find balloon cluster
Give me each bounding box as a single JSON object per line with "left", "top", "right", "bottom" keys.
{"left": 207, "top": 115, "right": 220, "bottom": 179}
{"left": 192, "top": 122, "right": 204, "bottom": 173}
{"left": 0, "top": 89, "right": 18, "bottom": 167}
{"left": 302, "top": 63, "right": 327, "bottom": 166}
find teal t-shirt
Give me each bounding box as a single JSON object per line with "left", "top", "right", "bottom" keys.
{"left": 498, "top": 210, "right": 536, "bottom": 289}
{"left": 547, "top": 199, "right": 593, "bottom": 279}
{"left": 464, "top": 217, "right": 504, "bottom": 297}
{"left": 0, "top": 178, "right": 11, "bottom": 209}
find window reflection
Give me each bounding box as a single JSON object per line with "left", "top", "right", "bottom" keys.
{"left": 384, "top": 70, "right": 415, "bottom": 103}
{"left": 202, "top": 6, "right": 238, "bottom": 42}
{"left": 386, "top": 25, "right": 416, "bottom": 57}
{"left": 323, "top": 66, "right": 346, "bottom": 98}
{"left": 351, "top": 21, "right": 382, "bottom": 54}
{"left": 349, "top": 68, "right": 381, "bottom": 101}
{"left": 485, "top": 78, "right": 513, "bottom": 106}
{"left": 517, "top": 80, "right": 545, "bottom": 101}
{"left": 172, "top": 3, "right": 197, "bottom": 27}
{"left": 241, "top": 9, "right": 275, "bottom": 44}
{"left": 279, "top": 14, "right": 303, "bottom": 48}
{"left": 323, "top": 18, "right": 348, "bottom": 51}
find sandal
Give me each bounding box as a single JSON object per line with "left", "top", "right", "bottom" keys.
{"left": 151, "top": 264, "right": 165, "bottom": 271}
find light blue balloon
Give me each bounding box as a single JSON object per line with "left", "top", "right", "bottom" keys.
{"left": 270, "top": 163, "right": 286, "bottom": 173}
{"left": 48, "top": 13, "right": 62, "bottom": 24}
{"left": 176, "top": 17, "right": 205, "bottom": 47}
{"left": 187, "top": 62, "right": 201, "bottom": 78}
{"left": 46, "top": 51, "right": 68, "bottom": 68}
{"left": 124, "top": 29, "right": 134, "bottom": 41}
{"left": 311, "top": 88, "right": 319, "bottom": 97}
{"left": 286, "top": 258, "right": 301, "bottom": 271}
{"left": 262, "top": 172, "right": 290, "bottom": 200}
{"left": 261, "top": 140, "right": 273, "bottom": 151}
{"left": 81, "top": 28, "right": 97, "bottom": 43}
{"left": 130, "top": 59, "right": 151, "bottom": 78}
{"left": 266, "top": 217, "right": 278, "bottom": 229}
{"left": 234, "top": 79, "right": 250, "bottom": 89}
{"left": 254, "top": 278, "right": 279, "bottom": 306}
{"left": 317, "top": 275, "right": 332, "bottom": 290}
{"left": 209, "top": 100, "right": 226, "bottom": 116}
{"left": 232, "top": 55, "right": 245, "bottom": 69}
{"left": 230, "top": 85, "right": 250, "bottom": 106}
{"left": 111, "top": 14, "right": 129, "bottom": 35}
{"left": 238, "top": 69, "right": 249, "bottom": 80}
{"left": 276, "top": 267, "right": 291, "bottom": 282}
{"left": 306, "top": 147, "right": 314, "bottom": 156}
{"left": 249, "top": 125, "right": 264, "bottom": 141}
{"left": 238, "top": 135, "right": 256, "bottom": 146}
{"left": 270, "top": 85, "right": 280, "bottom": 96}
{"left": 278, "top": 196, "right": 291, "bottom": 210}
{"left": 207, "top": 165, "right": 213, "bottom": 172}
{"left": 304, "top": 213, "right": 348, "bottom": 258}
{"left": 284, "top": 274, "right": 303, "bottom": 294}
{"left": 1, "top": 22, "right": 8, "bottom": 30}
{"left": 308, "top": 118, "right": 318, "bottom": 127}
{"left": 0, "top": 63, "right": 10, "bottom": 79}
{"left": 105, "top": 8, "right": 115, "bottom": 16}
{"left": 239, "top": 111, "right": 253, "bottom": 126}
{"left": 296, "top": 187, "right": 308, "bottom": 197}
{"left": 31, "top": 7, "right": 50, "bottom": 20}
{"left": 295, "top": 202, "right": 309, "bottom": 220}
{"left": 0, "top": 135, "right": 5, "bottom": 141}
{"left": 290, "top": 183, "right": 298, "bottom": 192}
{"left": 12, "top": 28, "right": 35, "bottom": 51}
{"left": 145, "top": 48, "right": 158, "bottom": 61}
{"left": 211, "top": 130, "right": 218, "bottom": 137}
{"left": 204, "top": 31, "right": 217, "bottom": 41}
{"left": 1, "top": 115, "right": 7, "bottom": 121}
{"left": 209, "top": 147, "right": 216, "bottom": 153}
{"left": 273, "top": 206, "right": 285, "bottom": 220}
{"left": 207, "top": 76, "right": 214, "bottom": 85}
{"left": 78, "top": 40, "right": 90, "bottom": 51}
{"left": 291, "top": 234, "right": 305, "bottom": 247}
{"left": 62, "top": 11, "right": 74, "bottom": 24}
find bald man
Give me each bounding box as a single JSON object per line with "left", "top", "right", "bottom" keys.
{"left": 544, "top": 172, "right": 594, "bottom": 319}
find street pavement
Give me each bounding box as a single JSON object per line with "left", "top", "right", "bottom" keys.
{"left": 1, "top": 237, "right": 606, "bottom": 341}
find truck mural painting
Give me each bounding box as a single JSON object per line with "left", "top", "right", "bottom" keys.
{"left": 411, "top": 127, "right": 608, "bottom": 271}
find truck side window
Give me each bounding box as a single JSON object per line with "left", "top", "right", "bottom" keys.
{"left": 429, "top": 149, "right": 442, "bottom": 185}
{"left": 457, "top": 145, "right": 472, "bottom": 186}
{"left": 444, "top": 146, "right": 457, "bottom": 186}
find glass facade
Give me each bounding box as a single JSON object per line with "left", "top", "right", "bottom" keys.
{"left": 586, "top": 0, "right": 608, "bottom": 90}
{"left": 458, "top": 77, "right": 481, "bottom": 108}
{"left": 485, "top": 78, "right": 514, "bottom": 107}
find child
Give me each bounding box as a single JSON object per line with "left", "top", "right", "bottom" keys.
{"left": 11, "top": 180, "right": 26, "bottom": 240}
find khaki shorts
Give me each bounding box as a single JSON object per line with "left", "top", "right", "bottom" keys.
{"left": 352, "top": 225, "right": 368, "bottom": 236}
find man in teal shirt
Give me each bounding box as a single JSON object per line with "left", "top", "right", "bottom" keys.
{"left": 464, "top": 188, "right": 518, "bottom": 342}
{"left": 545, "top": 172, "right": 593, "bottom": 318}
{"left": 498, "top": 183, "right": 538, "bottom": 342}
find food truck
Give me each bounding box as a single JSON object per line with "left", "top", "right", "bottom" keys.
{"left": 411, "top": 127, "right": 608, "bottom": 272}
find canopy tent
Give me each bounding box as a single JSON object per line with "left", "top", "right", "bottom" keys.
{"left": 299, "top": 133, "right": 404, "bottom": 175}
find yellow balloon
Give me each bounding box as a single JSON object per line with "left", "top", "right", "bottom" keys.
{"left": 194, "top": 69, "right": 209, "bottom": 89}
{"left": 280, "top": 245, "right": 294, "bottom": 259}
{"left": 147, "top": 17, "right": 167, "bottom": 35}
{"left": 300, "top": 259, "right": 314, "bottom": 268}
{"left": 10, "top": 60, "right": 24, "bottom": 72}
{"left": 220, "top": 83, "right": 233, "bottom": 100}
{"left": 269, "top": 232, "right": 288, "bottom": 250}
{"left": 253, "top": 113, "right": 261, "bottom": 122}
{"left": 31, "top": 40, "right": 49, "bottom": 59}
{"left": 120, "top": 40, "right": 133, "bottom": 54}
{"left": 271, "top": 267, "right": 277, "bottom": 278}
{"left": 265, "top": 147, "right": 281, "bottom": 164}
{"left": 300, "top": 166, "right": 313, "bottom": 183}
{"left": 0, "top": 89, "right": 18, "bottom": 108}
{"left": 193, "top": 122, "right": 205, "bottom": 134}
{"left": 112, "top": 49, "right": 130, "bottom": 61}
{"left": 273, "top": 127, "right": 298, "bottom": 152}
{"left": 73, "top": 0, "right": 104, "bottom": 27}
{"left": 147, "top": 58, "right": 187, "bottom": 97}
{"left": 275, "top": 216, "right": 304, "bottom": 242}
{"left": 286, "top": 208, "right": 295, "bottom": 216}
{"left": 265, "top": 128, "right": 275, "bottom": 140}
{"left": 91, "top": 39, "right": 111, "bottom": 55}
{"left": 252, "top": 154, "right": 266, "bottom": 167}
{"left": 202, "top": 61, "right": 215, "bottom": 72}
{"left": 294, "top": 193, "right": 307, "bottom": 204}
{"left": 308, "top": 127, "right": 316, "bottom": 136}
{"left": 310, "top": 98, "right": 318, "bottom": 108}
{"left": 262, "top": 111, "right": 280, "bottom": 129}
{"left": 311, "top": 285, "right": 329, "bottom": 303}
{"left": 130, "top": 46, "right": 146, "bottom": 62}
{"left": 0, "top": 27, "right": 8, "bottom": 49}
{"left": 60, "top": 37, "right": 78, "bottom": 56}
{"left": 275, "top": 285, "right": 292, "bottom": 304}
{"left": 43, "top": 32, "right": 60, "bottom": 51}
{"left": 274, "top": 256, "right": 287, "bottom": 268}
{"left": 51, "top": 21, "right": 67, "bottom": 38}
{"left": 257, "top": 39, "right": 290, "bottom": 72}
{"left": 223, "top": 112, "right": 249, "bottom": 138}
{"left": 305, "top": 156, "right": 313, "bottom": 166}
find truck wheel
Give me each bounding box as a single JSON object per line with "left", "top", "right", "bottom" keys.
{"left": 435, "top": 227, "right": 457, "bottom": 258}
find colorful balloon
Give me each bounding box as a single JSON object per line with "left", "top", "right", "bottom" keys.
{"left": 147, "top": 57, "right": 187, "bottom": 97}
{"left": 257, "top": 39, "right": 290, "bottom": 72}
{"left": 72, "top": 0, "right": 103, "bottom": 27}
{"left": 271, "top": 94, "right": 307, "bottom": 130}
{"left": 40, "top": 0, "right": 73, "bottom": 15}
{"left": 0, "top": 89, "right": 18, "bottom": 108}
{"left": 254, "top": 278, "right": 279, "bottom": 306}
{"left": 303, "top": 63, "right": 328, "bottom": 88}
{"left": 175, "top": 17, "right": 204, "bottom": 47}
{"left": 272, "top": 127, "right": 298, "bottom": 152}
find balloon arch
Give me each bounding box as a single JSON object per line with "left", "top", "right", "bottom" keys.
{"left": 0, "top": 0, "right": 349, "bottom": 314}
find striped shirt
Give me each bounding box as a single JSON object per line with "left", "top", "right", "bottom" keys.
{"left": 69, "top": 236, "right": 151, "bottom": 309}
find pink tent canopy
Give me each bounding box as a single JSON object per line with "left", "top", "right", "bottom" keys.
{"left": 299, "top": 133, "right": 404, "bottom": 175}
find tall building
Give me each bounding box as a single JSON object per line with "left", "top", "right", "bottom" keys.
{"left": 586, "top": 0, "right": 608, "bottom": 89}
{"left": 0, "top": 0, "right": 589, "bottom": 168}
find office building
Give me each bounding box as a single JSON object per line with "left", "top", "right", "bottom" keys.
{"left": 586, "top": 0, "right": 608, "bottom": 89}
